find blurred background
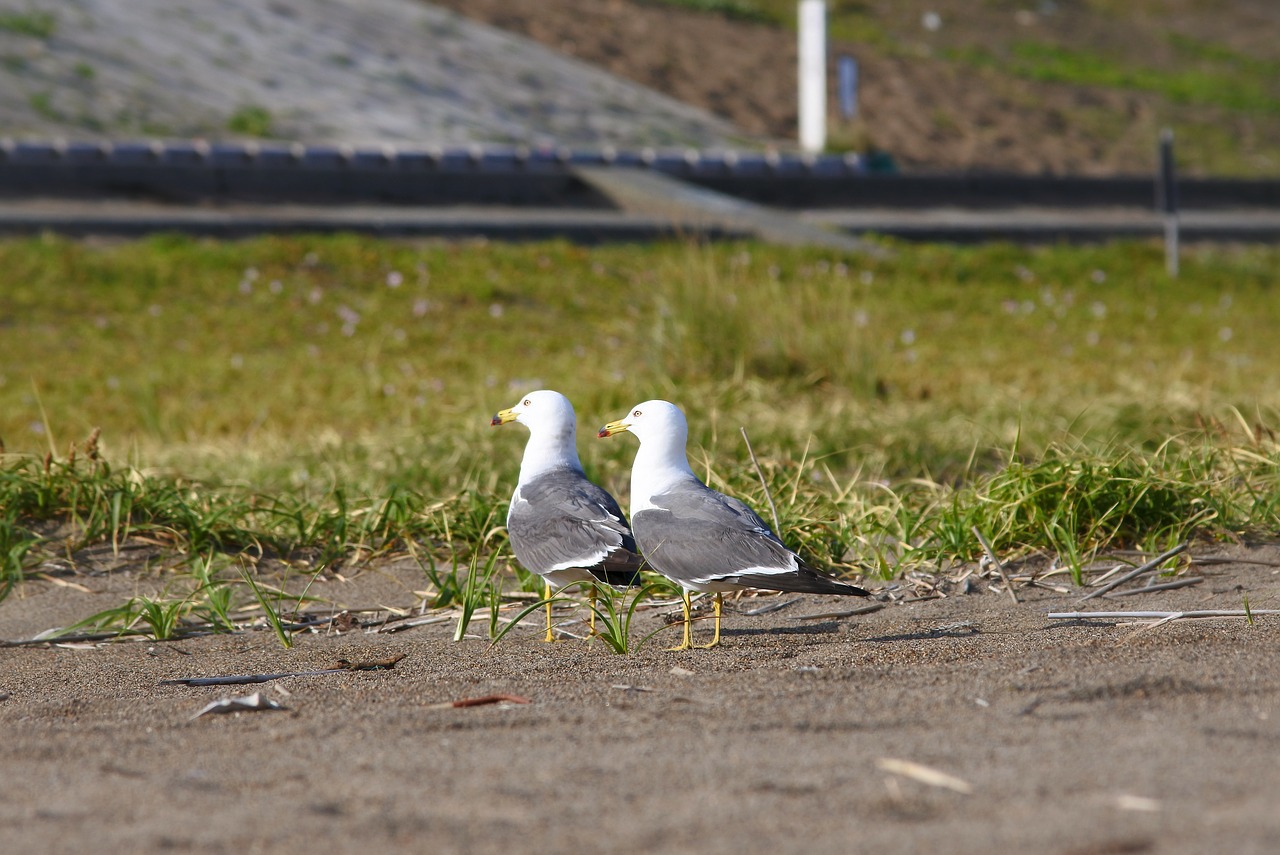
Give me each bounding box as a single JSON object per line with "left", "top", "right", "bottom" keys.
{"left": 1, "top": 0, "right": 1277, "bottom": 173}
{"left": 0, "top": 0, "right": 1277, "bottom": 520}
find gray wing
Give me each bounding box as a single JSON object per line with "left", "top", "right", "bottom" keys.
{"left": 635, "top": 481, "right": 866, "bottom": 596}
{"left": 507, "top": 469, "right": 642, "bottom": 584}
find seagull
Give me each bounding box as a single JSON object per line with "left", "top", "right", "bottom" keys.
{"left": 492, "top": 390, "right": 643, "bottom": 642}
{"left": 599, "top": 400, "right": 868, "bottom": 649}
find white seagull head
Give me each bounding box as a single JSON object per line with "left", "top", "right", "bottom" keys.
{"left": 492, "top": 389, "right": 577, "bottom": 435}
{"left": 598, "top": 399, "right": 689, "bottom": 447}
{"left": 492, "top": 390, "right": 583, "bottom": 481}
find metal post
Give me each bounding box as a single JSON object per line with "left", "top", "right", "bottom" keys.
{"left": 838, "top": 55, "right": 858, "bottom": 120}
{"left": 1157, "top": 128, "right": 1179, "bottom": 278}
{"left": 798, "top": 0, "right": 827, "bottom": 153}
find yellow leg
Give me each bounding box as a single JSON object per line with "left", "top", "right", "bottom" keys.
{"left": 542, "top": 580, "right": 556, "bottom": 643}
{"left": 667, "top": 589, "right": 694, "bottom": 651}
{"left": 588, "top": 586, "right": 598, "bottom": 637}
{"left": 695, "top": 593, "right": 723, "bottom": 649}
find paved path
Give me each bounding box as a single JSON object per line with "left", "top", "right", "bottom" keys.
{"left": 806, "top": 206, "right": 1280, "bottom": 243}
{"left": 2, "top": 197, "right": 1278, "bottom": 245}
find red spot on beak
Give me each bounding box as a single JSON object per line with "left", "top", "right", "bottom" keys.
{"left": 490, "top": 416, "right": 502, "bottom": 426}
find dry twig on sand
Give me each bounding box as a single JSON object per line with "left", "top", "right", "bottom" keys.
{"left": 1047, "top": 609, "right": 1280, "bottom": 621}
{"left": 1104, "top": 576, "right": 1203, "bottom": 597}
{"left": 876, "top": 758, "right": 973, "bottom": 794}
{"left": 1077, "top": 542, "right": 1188, "bottom": 601}
{"left": 972, "top": 526, "right": 1017, "bottom": 604}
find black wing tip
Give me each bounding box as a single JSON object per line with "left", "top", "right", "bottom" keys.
{"left": 800, "top": 561, "right": 871, "bottom": 596}
{"left": 778, "top": 559, "right": 872, "bottom": 595}
{"left": 590, "top": 568, "right": 644, "bottom": 588}
{"left": 804, "top": 579, "right": 872, "bottom": 597}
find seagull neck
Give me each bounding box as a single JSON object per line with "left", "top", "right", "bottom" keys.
{"left": 518, "top": 429, "right": 583, "bottom": 484}
{"left": 630, "top": 439, "right": 698, "bottom": 513}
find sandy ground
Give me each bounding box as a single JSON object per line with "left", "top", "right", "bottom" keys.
{"left": 3, "top": 542, "right": 1280, "bottom": 854}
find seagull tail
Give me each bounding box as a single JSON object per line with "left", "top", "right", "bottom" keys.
{"left": 734, "top": 568, "right": 870, "bottom": 597}
{"left": 591, "top": 567, "right": 643, "bottom": 587}
{"left": 589, "top": 549, "right": 645, "bottom": 588}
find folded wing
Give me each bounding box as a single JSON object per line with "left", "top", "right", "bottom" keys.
{"left": 508, "top": 469, "right": 643, "bottom": 586}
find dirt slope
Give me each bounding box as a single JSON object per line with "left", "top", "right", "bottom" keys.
{"left": 431, "top": 0, "right": 1280, "bottom": 174}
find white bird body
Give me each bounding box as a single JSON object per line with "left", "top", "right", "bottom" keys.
{"left": 492, "top": 390, "right": 642, "bottom": 640}
{"left": 599, "top": 399, "right": 868, "bottom": 648}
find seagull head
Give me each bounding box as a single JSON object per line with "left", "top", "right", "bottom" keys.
{"left": 491, "top": 389, "right": 576, "bottom": 435}
{"left": 598, "top": 399, "right": 687, "bottom": 446}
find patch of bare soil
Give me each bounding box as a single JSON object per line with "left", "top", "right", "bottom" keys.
{"left": 3, "top": 543, "right": 1280, "bottom": 853}
{"left": 431, "top": 0, "right": 1280, "bottom": 175}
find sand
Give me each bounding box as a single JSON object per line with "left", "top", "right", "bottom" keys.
{"left": 3, "top": 542, "right": 1280, "bottom": 854}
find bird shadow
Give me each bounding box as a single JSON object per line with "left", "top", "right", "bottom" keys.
{"left": 860, "top": 625, "right": 981, "bottom": 644}
{"left": 722, "top": 622, "right": 845, "bottom": 638}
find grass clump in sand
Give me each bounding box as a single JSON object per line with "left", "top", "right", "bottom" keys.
{"left": 0, "top": 236, "right": 1278, "bottom": 647}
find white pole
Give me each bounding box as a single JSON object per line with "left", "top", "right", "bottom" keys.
{"left": 798, "top": 0, "right": 826, "bottom": 154}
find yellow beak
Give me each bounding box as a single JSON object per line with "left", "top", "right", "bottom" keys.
{"left": 597, "top": 418, "right": 631, "bottom": 438}
{"left": 491, "top": 408, "right": 518, "bottom": 427}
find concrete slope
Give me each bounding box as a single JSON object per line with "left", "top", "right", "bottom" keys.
{"left": 0, "top": 0, "right": 754, "bottom": 149}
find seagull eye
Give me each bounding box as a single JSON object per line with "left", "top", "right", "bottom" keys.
{"left": 523, "top": 399, "right": 531, "bottom": 407}
{"left": 633, "top": 409, "right": 642, "bottom": 417}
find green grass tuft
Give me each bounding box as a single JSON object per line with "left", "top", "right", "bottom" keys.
{"left": 0, "top": 10, "right": 55, "bottom": 39}
{"left": 951, "top": 41, "right": 1280, "bottom": 116}
{"left": 641, "top": 0, "right": 780, "bottom": 25}
{"left": 226, "top": 104, "right": 275, "bottom": 137}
